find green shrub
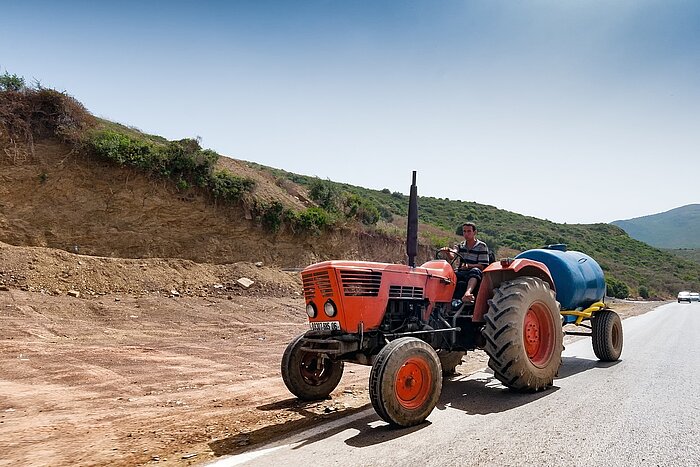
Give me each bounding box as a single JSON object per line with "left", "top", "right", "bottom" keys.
{"left": 87, "top": 129, "right": 245, "bottom": 200}
{"left": 606, "top": 276, "right": 629, "bottom": 299}
{"left": 176, "top": 177, "right": 190, "bottom": 191}
{"left": 209, "top": 169, "right": 255, "bottom": 201}
{"left": 0, "top": 71, "right": 25, "bottom": 91}
{"left": 88, "top": 130, "right": 153, "bottom": 169}
{"left": 638, "top": 285, "right": 649, "bottom": 299}
{"left": 156, "top": 139, "right": 218, "bottom": 183}
{"left": 344, "top": 193, "right": 380, "bottom": 225}
{"left": 259, "top": 201, "right": 285, "bottom": 233}
{"left": 287, "top": 207, "right": 333, "bottom": 233}
{"left": 379, "top": 205, "right": 394, "bottom": 222}
{"left": 309, "top": 178, "right": 341, "bottom": 212}
{"left": 422, "top": 232, "right": 453, "bottom": 250}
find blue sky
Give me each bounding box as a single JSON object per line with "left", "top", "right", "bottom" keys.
{"left": 2, "top": 0, "right": 699, "bottom": 224}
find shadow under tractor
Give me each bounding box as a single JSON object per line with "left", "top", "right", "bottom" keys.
{"left": 282, "top": 172, "right": 624, "bottom": 427}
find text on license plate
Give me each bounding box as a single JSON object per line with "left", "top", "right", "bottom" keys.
{"left": 309, "top": 321, "right": 341, "bottom": 331}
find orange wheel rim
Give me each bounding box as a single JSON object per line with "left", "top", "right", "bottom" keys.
{"left": 523, "top": 302, "right": 554, "bottom": 367}
{"left": 395, "top": 357, "right": 432, "bottom": 409}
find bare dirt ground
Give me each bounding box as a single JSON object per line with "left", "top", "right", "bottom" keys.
{"left": 0, "top": 241, "right": 665, "bottom": 467}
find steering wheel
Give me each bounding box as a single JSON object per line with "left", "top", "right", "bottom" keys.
{"left": 435, "top": 248, "right": 466, "bottom": 270}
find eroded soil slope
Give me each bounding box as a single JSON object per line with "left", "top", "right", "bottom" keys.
{"left": 0, "top": 139, "right": 429, "bottom": 268}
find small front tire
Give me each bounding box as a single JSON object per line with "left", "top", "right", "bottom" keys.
{"left": 281, "top": 333, "right": 344, "bottom": 400}
{"left": 369, "top": 337, "right": 442, "bottom": 427}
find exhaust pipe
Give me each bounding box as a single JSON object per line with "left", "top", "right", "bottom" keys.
{"left": 406, "top": 171, "right": 418, "bottom": 268}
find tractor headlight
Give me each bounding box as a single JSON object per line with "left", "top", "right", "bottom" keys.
{"left": 324, "top": 300, "right": 337, "bottom": 317}
{"left": 306, "top": 303, "right": 317, "bottom": 318}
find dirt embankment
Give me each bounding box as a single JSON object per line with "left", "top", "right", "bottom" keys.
{"left": 0, "top": 139, "right": 432, "bottom": 269}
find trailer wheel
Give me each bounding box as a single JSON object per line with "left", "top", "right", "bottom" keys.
{"left": 281, "top": 333, "right": 344, "bottom": 400}
{"left": 592, "top": 309, "right": 623, "bottom": 361}
{"left": 369, "top": 337, "right": 442, "bottom": 427}
{"left": 483, "top": 277, "right": 563, "bottom": 391}
{"left": 437, "top": 350, "right": 465, "bottom": 376}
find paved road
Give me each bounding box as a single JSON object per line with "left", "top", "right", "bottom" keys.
{"left": 211, "top": 302, "right": 700, "bottom": 466}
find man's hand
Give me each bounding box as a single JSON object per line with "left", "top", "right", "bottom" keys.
{"left": 439, "top": 246, "right": 456, "bottom": 260}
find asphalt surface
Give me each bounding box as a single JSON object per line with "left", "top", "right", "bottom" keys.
{"left": 210, "top": 302, "right": 699, "bottom": 466}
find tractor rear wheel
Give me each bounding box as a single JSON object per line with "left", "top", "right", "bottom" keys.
{"left": 483, "top": 277, "right": 563, "bottom": 391}
{"left": 369, "top": 337, "right": 442, "bottom": 427}
{"left": 592, "top": 309, "right": 623, "bottom": 361}
{"left": 281, "top": 333, "right": 344, "bottom": 400}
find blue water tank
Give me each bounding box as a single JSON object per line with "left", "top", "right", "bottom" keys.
{"left": 515, "top": 245, "right": 606, "bottom": 311}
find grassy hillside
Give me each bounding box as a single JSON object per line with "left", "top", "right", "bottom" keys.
{"left": 2, "top": 78, "right": 699, "bottom": 299}
{"left": 260, "top": 167, "right": 700, "bottom": 299}
{"left": 612, "top": 204, "right": 700, "bottom": 249}
{"left": 665, "top": 248, "right": 700, "bottom": 264}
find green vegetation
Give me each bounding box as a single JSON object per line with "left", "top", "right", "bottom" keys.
{"left": 606, "top": 276, "right": 630, "bottom": 299}
{"left": 86, "top": 130, "right": 256, "bottom": 202}
{"left": 256, "top": 166, "right": 700, "bottom": 298}
{"left": 638, "top": 285, "right": 649, "bottom": 299}
{"left": 307, "top": 178, "right": 383, "bottom": 225}
{"left": 665, "top": 248, "right": 700, "bottom": 264}
{"left": 0, "top": 71, "right": 25, "bottom": 91}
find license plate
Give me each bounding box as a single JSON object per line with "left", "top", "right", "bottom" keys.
{"left": 309, "top": 321, "right": 341, "bottom": 331}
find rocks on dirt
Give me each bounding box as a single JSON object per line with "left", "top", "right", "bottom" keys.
{"left": 236, "top": 277, "right": 254, "bottom": 289}
{"left": 67, "top": 290, "right": 80, "bottom": 298}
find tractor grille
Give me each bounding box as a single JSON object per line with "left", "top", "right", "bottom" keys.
{"left": 301, "top": 271, "right": 333, "bottom": 300}
{"left": 389, "top": 285, "right": 424, "bottom": 299}
{"left": 340, "top": 270, "right": 382, "bottom": 297}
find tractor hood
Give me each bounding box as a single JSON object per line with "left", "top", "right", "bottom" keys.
{"left": 301, "top": 260, "right": 456, "bottom": 333}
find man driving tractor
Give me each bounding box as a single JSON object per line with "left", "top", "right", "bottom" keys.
{"left": 440, "top": 221, "right": 490, "bottom": 303}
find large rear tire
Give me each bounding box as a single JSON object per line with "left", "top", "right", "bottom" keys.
{"left": 592, "top": 309, "right": 623, "bottom": 361}
{"left": 369, "top": 337, "right": 442, "bottom": 427}
{"left": 483, "top": 277, "right": 563, "bottom": 391}
{"left": 281, "top": 333, "right": 344, "bottom": 400}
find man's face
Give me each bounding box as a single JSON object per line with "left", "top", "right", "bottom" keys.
{"left": 463, "top": 225, "right": 476, "bottom": 241}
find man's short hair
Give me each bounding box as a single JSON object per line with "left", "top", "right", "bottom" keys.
{"left": 462, "top": 222, "right": 477, "bottom": 231}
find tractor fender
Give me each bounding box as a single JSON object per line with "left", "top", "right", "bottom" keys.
{"left": 472, "top": 258, "right": 555, "bottom": 322}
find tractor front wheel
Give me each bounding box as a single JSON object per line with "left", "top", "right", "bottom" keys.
{"left": 281, "top": 333, "right": 344, "bottom": 400}
{"left": 592, "top": 309, "right": 623, "bottom": 361}
{"left": 369, "top": 337, "right": 442, "bottom": 427}
{"left": 483, "top": 277, "right": 563, "bottom": 391}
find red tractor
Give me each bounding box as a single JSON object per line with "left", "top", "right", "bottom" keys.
{"left": 282, "top": 172, "right": 623, "bottom": 427}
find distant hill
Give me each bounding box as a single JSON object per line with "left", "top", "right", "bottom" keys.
{"left": 612, "top": 204, "right": 700, "bottom": 249}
